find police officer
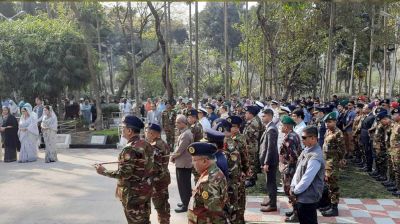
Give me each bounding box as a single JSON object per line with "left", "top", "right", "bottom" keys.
{"left": 95, "top": 115, "right": 154, "bottom": 224}
{"left": 161, "top": 100, "right": 177, "bottom": 149}
{"left": 320, "top": 112, "right": 345, "bottom": 217}
{"left": 243, "top": 105, "right": 262, "bottom": 187}
{"left": 187, "top": 142, "right": 228, "bottom": 224}
{"left": 147, "top": 123, "right": 171, "bottom": 224}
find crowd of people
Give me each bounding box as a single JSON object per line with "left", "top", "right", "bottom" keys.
{"left": 0, "top": 97, "right": 58, "bottom": 163}
{"left": 93, "top": 93, "right": 400, "bottom": 224}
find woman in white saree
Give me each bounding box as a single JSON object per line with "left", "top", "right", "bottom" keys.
{"left": 18, "top": 104, "right": 39, "bottom": 163}
{"left": 41, "top": 106, "right": 58, "bottom": 163}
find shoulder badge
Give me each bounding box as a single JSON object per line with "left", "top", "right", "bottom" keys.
{"left": 201, "top": 191, "right": 209, "bottom": 200}
{"left": 188, "top": 146, "right": 195, "bottom": 154}
{"left": 231, "top": 154, "right": 237, "bottom": 161}
{"left": 218, "top": 127, "right": 223, "bottom": 132}
{"left": 124, "top": 153, "right": 131, "bottom": 160}
{"left": 227, "top": 118, "right": 231, "bottom": 123}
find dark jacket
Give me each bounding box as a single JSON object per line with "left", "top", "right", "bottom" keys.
{"left": 259, "top": 122, "right": 279, "bottom": 166}
{"left": 360, "top": 113, "right": 375, "bottom": 144}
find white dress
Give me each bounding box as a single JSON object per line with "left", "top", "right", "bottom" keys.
{"left": 18, "top": 115, "right": 39, "bottom": 162}
{"left": 41, "top": 113, "right": 58, "bottom": 163}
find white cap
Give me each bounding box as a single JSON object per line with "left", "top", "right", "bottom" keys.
{"left": 255, "top": 101, "right": 264, "bottom": 108}
{"left": 198, "top": 107, "right": 207, "bottom": 114}
{"left": 271, "top": 100, "right": 279, "bottom": 105}
{"left": 280, "top": 106, "right": 291, "bottom": 114}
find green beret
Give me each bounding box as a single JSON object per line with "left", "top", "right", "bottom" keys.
{"left": 281, "top": 115, "right": 296, "bottom": 125}
{"left": 339, "top": 99, "right": 349, "bottom": 107}
{"left": 324, "top": 112, "right": 337, "bottom": 122}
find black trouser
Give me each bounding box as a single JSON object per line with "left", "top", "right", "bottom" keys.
{"left": 265, "top": 165, "right": 278, "bottom": 206}
{"left": 176, "top": 167, "right": 192, "bottom": 208}
{"left": 364, "top": 141, "right": 373, "bottom": 171}
{"left": 297, "top": 202, "right": 318, "bottom": 224}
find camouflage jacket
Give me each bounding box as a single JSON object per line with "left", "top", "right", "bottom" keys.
{"left": 229, "top": 133, "right": 249, "bottom": 174}
{"left": 151, "top": 137, "right": 171, "bottom": 181}
{"left": 224, "top": 136, "right": 243, "bottom": 183}
{"left": 389, "top": 122, "right": 400, "bottom": 156}
{"left": 279, "top": 131, "right": 301, "bottom": 168}
{"left": 243, "top": 117, "right": 261, "bottom": 152}
{"left": 323, "top": 127, "right": 345, "bottom": 164}
{"left": 191, "top": 121, "right": 204, "bottom": 142}
{"left": 255, "top": 115, "right": 265, "bottom": 138}
{"left": 188, "top": 163, "right": 228, "bottom": 224}
{"left": 373, "top": 123, "right": 389, "bottom": 152}
{"left": 353, "top": 114, "right": 365, "bottom": 136}
{"left": 103, "top": 135, "right": 154, "bottom": 200}
{"left": 161, "top": 109, "right": 177, "bottom": 132}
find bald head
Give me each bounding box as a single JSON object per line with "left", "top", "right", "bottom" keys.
{"left": 176, "top": 114, "right": 188, "bottom": 130}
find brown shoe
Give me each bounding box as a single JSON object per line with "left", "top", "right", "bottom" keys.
{"left": 260, "top": 200, "right": 270, "bottom": 207}
{"left": 260, "top": 205, "right": 278, "bottom": 212}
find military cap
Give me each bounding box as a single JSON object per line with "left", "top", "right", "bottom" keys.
{"left": 339, "top": 99, "right": 349, "bottom": 107}
{"left": 374, "top": 107, "right": 384, "bottom": 115}
{"left": 324, "top": 112, "right": 337, "bottom": 122}
{"left": 376, "top": 110, "right": 390, "bottom": 121}
{"left": 244, "top": 105, "right": 259, "bottom": 116}
{"left": 147, "top": 123, "right": 161, "bottom": 132}
{"left": 227, "top": 116, "right": 242, "bottom": 125}
{"left": 187, "top": 142, "right": 217, "bottom": 156}
{"left": 271, "top": 100, "right": 279, "bottom": 105}
{"left": 255, "top": 101, "right": 264, "bottom": 109}
{"left": 281, "top": 115, "right": 296, "bottom": 125}
{"left": 198, "top": 107, "right": 208, "bottom": 114}
{"left": 391, "top": 108, "right": 400, "bottom": 115}
{"left": 368, "top": 103, "right": 375, "bottom": 110}
{"left": 206, "top": 103, "right": 216, "bottom": 110}
{"left": 314, "top": 106, "right": 328, "bottom": 114}
{"left": 214, "top": 119, "right": 232, "bottom": 132}
{"left": 122, "top": 115, "right": 144, "bottom": 130}
{"left": 280, "top": 106, "right": 291, "bottom": 114}
{"left": 356, "top": 103, "right": 364, "bottom": 109}
{"left": 188, "top": 98, "right": 193, "bottom": 102}
{"left": 205, "top": 128, "right": 225, "bottom": 144}
{"left": 187, "top": 109, "right": 198, "bottom": 117}
{"left": 380, "top": 99, "right": 390, "bottom": 105}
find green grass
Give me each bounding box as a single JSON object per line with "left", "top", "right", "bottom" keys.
{"left": 93, "top": 128, "right": 118, "bottom": 136}
{"left": 247, "top": 165, "right": 397, "bottom": 199}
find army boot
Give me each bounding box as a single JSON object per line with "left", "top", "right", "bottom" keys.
{"left": 321, "top": 204, "right": 338, "bottom": 217}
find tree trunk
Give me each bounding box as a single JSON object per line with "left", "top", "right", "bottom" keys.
{"left": 188, "top": 2, "right": 193, "bottom": 98}
{"left": 377, "top": 62, "right": 382, "bottom": 97}
{"left": 70, "top": 2, "right": 103, "bottom": 130}
{"left": 147, "top": 1, "right": 174, "bottom": 102}
{"left": 368, "top": 5, "right": 375, "bottom": 97}
{"left": 325, "top": 2, "right": 335, "bottom": 101}
{"left": 224, "top": 1, "right": 230, "bottom": 99}
{"left": 195, "top": 2, "right": 199, "bottom": 107}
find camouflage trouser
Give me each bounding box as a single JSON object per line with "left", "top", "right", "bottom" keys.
{"left": 152, "top": 175, "right": 171, "bottom": 224}
{"left": 281, "top": 164, "right": 296, "bottom": 205}
{"left": 343, "top": 131, "right": 354, "bottom": 156}
{"left": 390, "top": 150, "right": 400, "bottom": 189}
{"left": 236, "top": 183, "right": 246, "bottom": 224}
{"left": 388, "top": 150, "right": 395, "bottom": 181}
{"left": 123, "top": 197, "right": 151, "bottom": 224}
{"left": 325, "top": 160, "right": 340, "bottom": 205}
{"left": 228, "top": 182, "right": 241, "bottom": 224}
{"left": 164, "top": 131, "right": 175, "bottom": 150}
{"left": 353, "top": 134, "right": 362, "bottom": 160}
{"left": 247, "top": 144, "right": 259, "bottom": 181}
{"left": 375, "top": 149, "right": 388, "bottom": 177}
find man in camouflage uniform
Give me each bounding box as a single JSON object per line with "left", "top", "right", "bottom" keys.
{"left": 279, "top": 115, "right": 302, "bottom": 223}
{"left": 352, "top": 103, "right": 365, "bottom": 165}
{"left": 161, "top": 101, "right": 177, "bottom": 150}
{"left": 226, "top": 115, "right": 249, "bottom": 223}
{"left": 389, "top": 108, "right": 400, "bottom": 197}
{"left": 187, "top": 142, "right": 228, "bottom": 224}
{"left": 95, "top": 115, "right": 154, "bottom": 224}
{"left": 146, "top": 123, "right": 171, "bottom": 224}
{"left": 187, "top": 109, "right": 204, "bottom": 142}
{"left": 320, "top": 112, "right": 345, "bottom": 217}
{"left": 216, "top": 119, "right": 243, "bottom": 223}
{"left": 243, "top": 105, "right": 262, "bottom": 187}
{"left": 372, "top": 110, "right": 391, "bottom": 182}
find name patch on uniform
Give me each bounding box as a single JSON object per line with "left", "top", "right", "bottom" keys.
{"left": 201, "top": 191, "right": 209, "bottom": 200}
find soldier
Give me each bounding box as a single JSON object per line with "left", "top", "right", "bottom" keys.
{"left": 352, "top": 103, "right": 366, "bottom": 166}
{"left": 161, "top": 101, "right": 177, "bottom": 150}
{"left": 216, "top": 119, "right": 243, "bottom": 223}
{"left": 95, "top": 115, "right": 153, "bottom": 224}
{"left": 226, "top": 115, "right": 249, "bottom": 223}
{"left": 187, "top": 142, "right": 228, "bottom": 224}
{"left": 187, "top": 109, "right": 204, "bottom": 142}
{"left": 320, "top": 112, "right": 345, "bottom": 217}
{"left": 243, "top": 105, "right": 262, "bottom": 188}
{"left": 372, "top": 111, "right": 392, "bottom": 182}
{"left": 385, "top": 108, "right": 399, "bottom": 192}
{"left": 389, "top": 108, "right": 400, "bottom": 197}
{"left": 279, "top": 115, "right": 302, "bottom": 223}
{"left": 146, "top": 123, "right": 171, "bottom": 224}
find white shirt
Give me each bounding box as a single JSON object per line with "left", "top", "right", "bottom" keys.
{"left": 294, "top": 121, "right": 307, "bottom": 148}
{"left": 199, "top": 117, "right": 211, "bottom": 131}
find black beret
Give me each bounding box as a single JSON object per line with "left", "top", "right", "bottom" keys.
{"left": 122, "top": 115, "right": 144, "bottom": 130}
{"left": 187, "top": 142, "right": 217, "bottom": 156}
{"left": 227, "top": 116, "right": 242, "bottom": 125}
{"left": 187, "top": 109, "right": 198, "bottom": 117}
{"left": 214, "top": 119, "right": 232, "bottom": 132}
{"left": 244, "top": 105, "right": 259, "bottom": 116}
{"left": 147, "top": 123, "right": 161, "bottom": 132}
{"left": 205, "top": 128, "right": 225, "bottom": 144}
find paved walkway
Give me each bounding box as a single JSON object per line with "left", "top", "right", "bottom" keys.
{"left": 0, "top": 148, "right": 399, "bottom": 224}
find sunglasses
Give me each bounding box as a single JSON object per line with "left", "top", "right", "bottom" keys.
{"left": 301, "top": 135, "right": 313, "bottom": 140}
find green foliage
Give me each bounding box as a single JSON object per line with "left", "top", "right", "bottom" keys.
{"left": 93, "top": 128, "right": 119, "bottom": 144}
{"left": 100, "top": 103, "right": 119, "bottom": 118}
{"left": 0, "top": 15, "right": 90, "bottom": 101}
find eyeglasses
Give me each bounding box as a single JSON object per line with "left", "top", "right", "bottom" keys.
{"left": 301, "top": 135, "right": 313, "bottom": 140}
